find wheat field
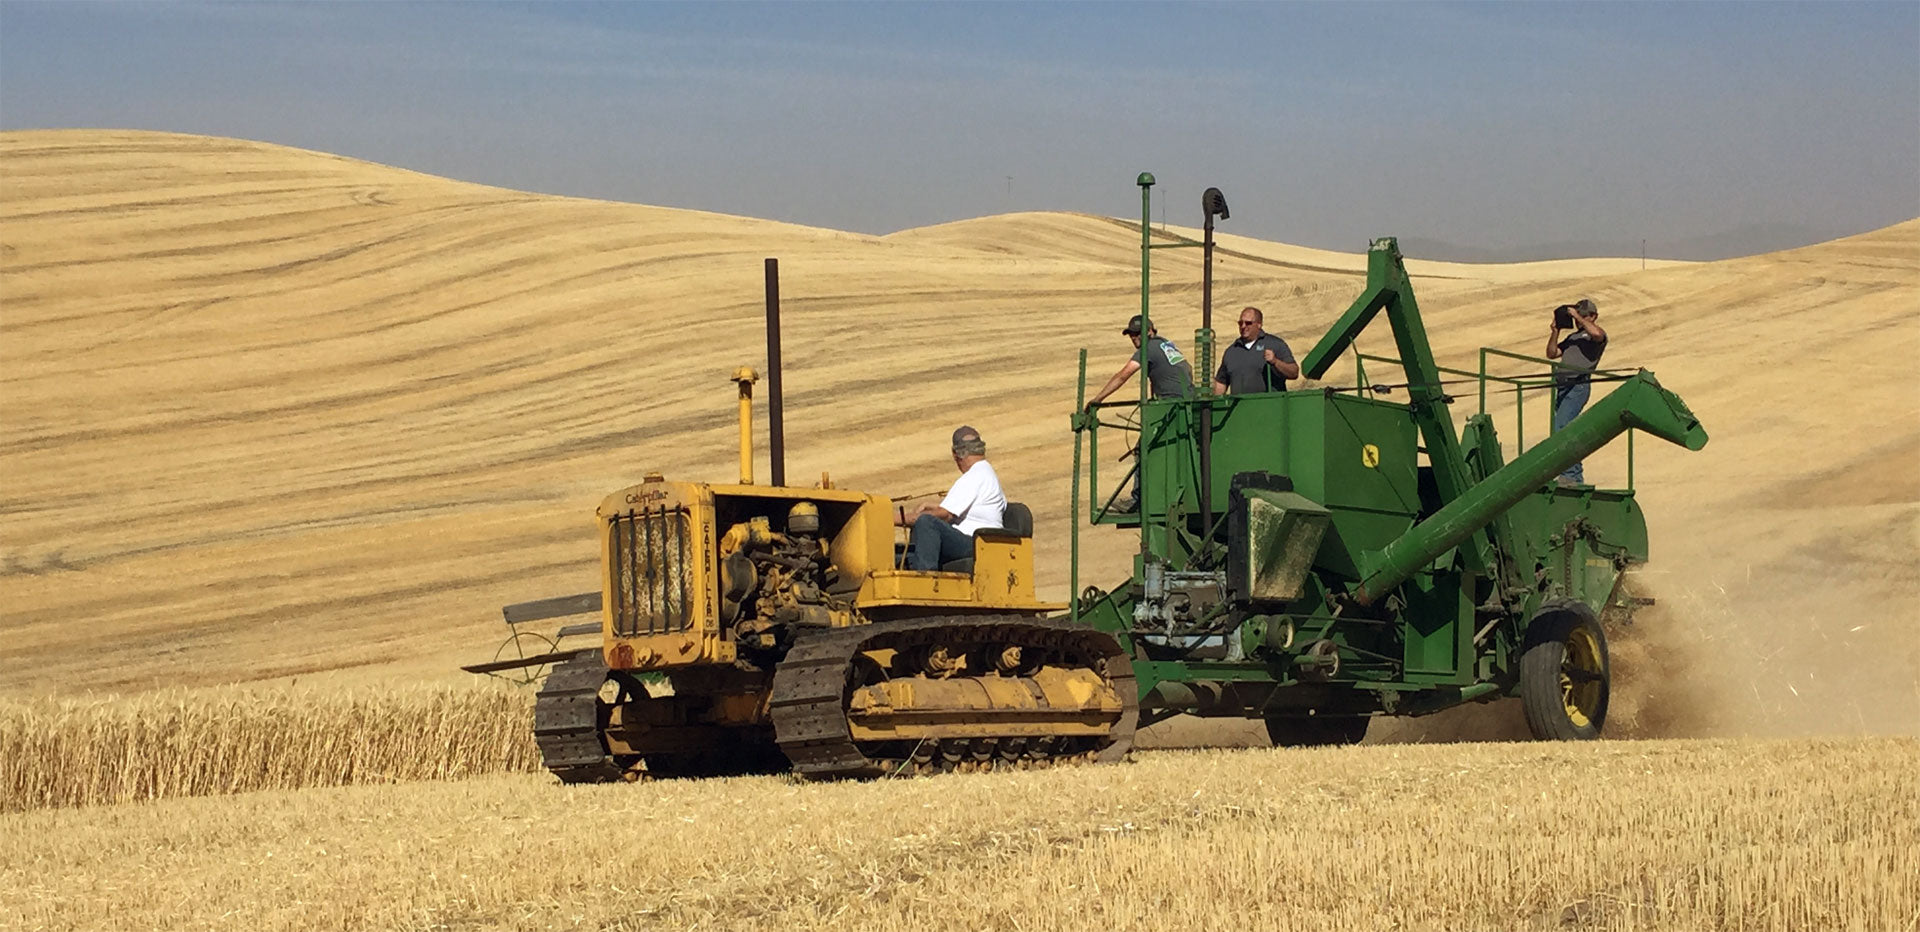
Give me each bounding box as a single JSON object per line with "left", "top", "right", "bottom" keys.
{"left": 3, "top": 739, "right": 1914, "bottom": 932}
{"left": 0, "top": 683, "right": 538, "bottom": 813}
{"left": 3, "top": 130, "right": 1918, "bottom": 930}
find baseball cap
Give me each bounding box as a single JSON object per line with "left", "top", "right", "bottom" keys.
{"left": 952, "top": 425, "right": 982, "bottom": 446}
{"left": 1121, "top": 314, "right": 1145, "bottom": 335}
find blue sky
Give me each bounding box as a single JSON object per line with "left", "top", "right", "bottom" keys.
{"left": 3, "top": 2, "right": 1915, "bottom": 257}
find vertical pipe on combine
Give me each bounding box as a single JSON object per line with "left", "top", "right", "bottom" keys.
{"left": 764, "top": 258, "right": 786, "bottom": 488}
{"left": 1136, "top": 173, "right": 1154, "bottom": 558}
{"left": 1515, "top": 382, "right": 1525, "bottom": 452}
{"left": 1478, "top": 348, "right": 1488, "bottom": 415}
{"left": 1088, "top": 402, "right": 1101, "bottom": 517}
{"left": 1072, "top": 349, "right": 1087, "bottom": 620}
{"left": 1197, "top": 188, "right": 1220, "bottom": 541}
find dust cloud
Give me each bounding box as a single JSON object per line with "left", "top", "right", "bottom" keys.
{"left": 1139, "top": 568, "right": 1920, "bottom": 751}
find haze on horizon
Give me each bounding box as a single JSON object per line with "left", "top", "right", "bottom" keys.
{"left": 2, "top": 1, "right": 1915, "bottom": 261}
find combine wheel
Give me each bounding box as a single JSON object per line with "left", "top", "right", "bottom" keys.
{"left": 1263, "top": 714, "right": 1369, "bottom": 748}
{"left": 1519, "top": 602, "right": 1610, "bottom": 740}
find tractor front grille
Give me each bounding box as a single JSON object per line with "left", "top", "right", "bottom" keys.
{"left": 608, "top": 506, "right": 694, "bottom": 637}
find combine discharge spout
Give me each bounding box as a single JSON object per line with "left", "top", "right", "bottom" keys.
{"left": 1351, "top": 370, "right": 1707, "bottom": 605}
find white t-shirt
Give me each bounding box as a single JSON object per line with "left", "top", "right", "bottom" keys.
{"left": 939, "top": 460, "right": 1007, "bottom": 535}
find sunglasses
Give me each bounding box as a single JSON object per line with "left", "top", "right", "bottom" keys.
{"left": 1237, "top": 320, "right": 1258, "bottom": 327}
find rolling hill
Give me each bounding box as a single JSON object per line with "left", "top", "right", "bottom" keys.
{"left": 2, "top": 129, "right": 1915, "bottom": 739}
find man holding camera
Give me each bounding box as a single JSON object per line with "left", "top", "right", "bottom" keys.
{"left": 1545, "top": 297, "right": 1608, "bottom": 486}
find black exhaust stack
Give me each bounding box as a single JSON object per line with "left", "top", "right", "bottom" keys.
{"left": 764, "top": 258, "right": 786, "bottom": 487}
{"left": 1199, "top": 187, "right": 1229, "bottom": 539}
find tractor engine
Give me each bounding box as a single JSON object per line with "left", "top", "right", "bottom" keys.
{"left": 717, "top": 501, "right": 854, "bottom": 665}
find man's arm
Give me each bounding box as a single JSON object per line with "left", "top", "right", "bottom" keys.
{"left": 1546, "top": 323, "right": 1563, "bottom": 360}
{"left": 1086, "top": 359, "right": 1142, "bottom": 407}
{"left": 1575, "top": 314, "right": 1607, "bottom": 342}
{"left": 1212, "top": 357, "right": 1231, "bottom": 395}
{"left": 1263, "top": 338, "right": 1301, "bottom": 380}
{"left": 896, "top": 501, "right": 956, "bottom": 525}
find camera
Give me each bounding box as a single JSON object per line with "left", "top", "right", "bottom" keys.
{"left": 1553, "top": 304, "right": 1575, "bottom": 328}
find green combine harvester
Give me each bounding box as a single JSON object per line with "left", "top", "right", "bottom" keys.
{"left": 1067, "top": 175, "right": 1708, "bottom": 744}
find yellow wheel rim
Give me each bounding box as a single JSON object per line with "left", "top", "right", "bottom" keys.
{"left": 1558, "top": 624, "right": 1604, "bottom": 729}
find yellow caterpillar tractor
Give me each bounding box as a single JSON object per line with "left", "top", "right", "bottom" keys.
{"left": 465, "top": 263, "right": 1136, "bottom": 781}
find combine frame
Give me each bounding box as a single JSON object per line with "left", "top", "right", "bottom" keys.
{"left": 1067, "top": 177, "right": 1706, "bottom": 741}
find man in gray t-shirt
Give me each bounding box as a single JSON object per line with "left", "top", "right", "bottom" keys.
{"left": 1212, "top": 306, "right": 1298, "bottom": 394}
{"left": 1086, "top": 314, "right": 1194, "bottom": 406}
{"left": 1546, "top": 298, "right": 1609, "bottom": 486}
{"left": 1083, "top": 314, "right": 1193, "bottom": 513}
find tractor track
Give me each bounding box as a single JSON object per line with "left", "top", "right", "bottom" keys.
{"left": 532, "top": 650, "right": 631, "bottom": 784}
{"left": 530, "top": 616, "right": 1139, "bottom": 783}
{"left": 769, "top": 614, "right": 1138, "bottom": 780}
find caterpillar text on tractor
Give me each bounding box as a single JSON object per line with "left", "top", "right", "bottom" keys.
{"left": 465, "top": 182, "right": 1706, "bottom": 781}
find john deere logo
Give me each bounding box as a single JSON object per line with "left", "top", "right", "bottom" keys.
{"left": 1361, "top": 444, "right": 1380, "bottom": 468}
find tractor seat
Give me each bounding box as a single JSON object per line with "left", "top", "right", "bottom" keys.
{"left": 940, "top": 502, "right": 1033, "bottom": 573}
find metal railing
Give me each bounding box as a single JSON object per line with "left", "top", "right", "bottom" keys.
{"left": 1352, "top": 346, "right": 1640, "bottom": 490}
{"left": 1071, "top": 347, "right": 1194, "bottom": 620}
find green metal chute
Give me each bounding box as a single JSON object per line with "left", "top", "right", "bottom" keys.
{"left": 1351, "top": 370, "right": 1707, "bottom": 605}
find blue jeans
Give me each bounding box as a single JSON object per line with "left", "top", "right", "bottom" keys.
{"left": 1552, "top": 381, "right": 1592, "bottom": 483}
{"left": 908, "top": 514, "right": 974, "bottom": 571}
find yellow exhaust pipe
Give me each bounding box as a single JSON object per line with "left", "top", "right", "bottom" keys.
{"left": 731, "top": 367, "right": 759, "bottom": 484}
